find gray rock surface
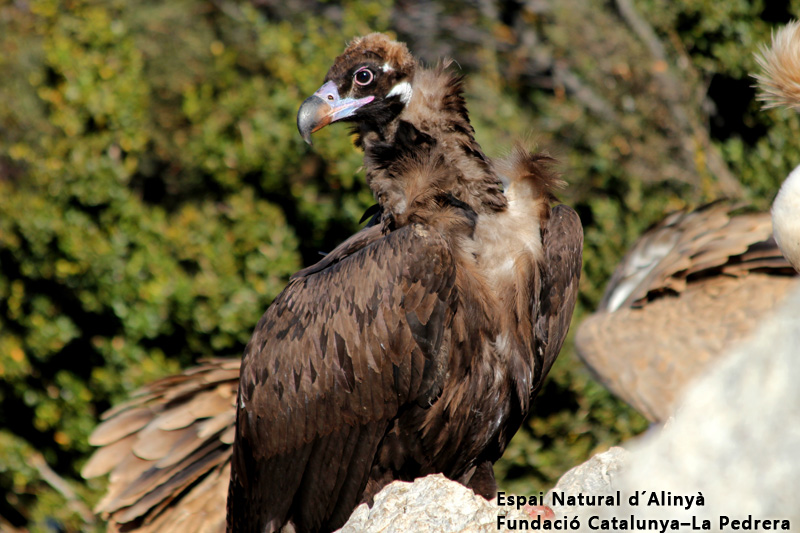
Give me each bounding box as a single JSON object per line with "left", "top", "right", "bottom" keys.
{"left": 553, "top": 287, "right": 800, "bottom": 530}
{"left": 609, "top": 285, "right": 800, "bottom": 522}
{"left": 336, "top": 474, "right": 529, "bottom": 533}
{"left": 546, "top": 446, "right": 628, "bottom": 516}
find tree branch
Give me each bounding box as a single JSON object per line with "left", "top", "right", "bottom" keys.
{"left": 614, "top": 0, "right": 744, "bottom": 197}
{"left": 31, "top": 453, "right": 96, "bottom": 525}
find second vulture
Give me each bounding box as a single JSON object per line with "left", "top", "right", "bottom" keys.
{"left": 83, "top": 33, "right": 583, "bottom": 533}
{"left": 576, "top": 202, "right": 797, "bottom": 423}
{"left": 577, "top": 20, "right": 800, "bottom": 425}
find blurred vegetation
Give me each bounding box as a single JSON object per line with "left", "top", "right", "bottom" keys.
{"left": 0, "top": 0, "right": 798, "bottom": 530}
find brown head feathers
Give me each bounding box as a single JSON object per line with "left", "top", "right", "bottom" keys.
{"left": 327, "top": 33, "right": 417, "bottom": 82}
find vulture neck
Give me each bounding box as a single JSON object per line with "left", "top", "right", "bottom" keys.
{"left": 361, "top": 66, "right": 508, "bottom": 224}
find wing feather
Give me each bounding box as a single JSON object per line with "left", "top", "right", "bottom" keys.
{"left": 532, "top": 204, "right": 583, "bottom": 396}
{"left": 82, "top": 358, "right": 237, "bottom": 533}
{"left": 577, "top": 203, "right": 798, "bottom": 422}
{"left": 228, "top": 223, "right": 457, "bottom": 532}
{"left": 81, "top": 434, "right": 137, "bottom": 479}
{"left": 598, "top": 203, "right": 790, "bottom": 312}
{"left": 88, "top": 407, "right": 153, "bottom": 446}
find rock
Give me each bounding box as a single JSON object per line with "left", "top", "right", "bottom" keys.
{"left": 336, "top": 474, "right": 528, "bottom": 533}
{"left": 611, "top": 285, "right": 800, "bottom": 521}
{"left": 551, "top": 287, "right": 800, "bottom": 528}
{"left": 546, "top": 447, "right": 628, "bottom": 515}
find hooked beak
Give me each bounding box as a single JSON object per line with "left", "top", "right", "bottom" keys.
{"left": 297, "top": 81, "right": 374, "bottom": 145}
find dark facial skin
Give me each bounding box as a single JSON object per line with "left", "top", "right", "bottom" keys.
{"left": 297, "top": 55, "right": 413, "bottom": 144}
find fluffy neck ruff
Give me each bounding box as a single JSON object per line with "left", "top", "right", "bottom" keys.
{"left": 360, "top": 63, "right": 508, "bottom": 224}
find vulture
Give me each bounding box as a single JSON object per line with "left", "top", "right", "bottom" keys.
{"left": 576, "top": 202, "right": 797, "bottom": 423}
{"left": 83, "top": 33, "right": 583, "bottom": 533}
{"left": 755, "top": 19, "right": 800, "bottom": 272}
{"left": 228, "top": 33, "right": 582, "bottom": 532}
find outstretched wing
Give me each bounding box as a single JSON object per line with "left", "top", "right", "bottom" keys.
{"left": 598, "top": 202, "right": 791, "bottom": 312}
{"left": 227, "top": 223, "right": 458, "bottom": 533}
{"left": 82, "top": 358, "right": 239, "bottom": 533}
{"left": 531, "top": 204, "right": 583, "bottom": 396}
{"left": 576, "top": 203, "right": 797, "bottom": 422}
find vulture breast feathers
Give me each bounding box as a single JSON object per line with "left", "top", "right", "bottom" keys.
{"left": 228, "top": 33, "right": 583, "bottom": 532}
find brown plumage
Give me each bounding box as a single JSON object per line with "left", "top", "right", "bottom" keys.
{"left": 82, "top": 358, "right": 237, "bottom": 532}
{"left": 230, "top": 33, "right": 582, "bottom": 532}
{"left": 576, "top": 203, "right": 797, "bottom": 423}
{"left": 83, "top": 33, "right": 583, "bottom": 533}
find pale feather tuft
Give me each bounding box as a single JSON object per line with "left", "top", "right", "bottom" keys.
{"left": 755, "top": 20, "right": 800, "bottom": 111}
{"left": 495, "top": 144, "right": 564, "bottom": 219}
{"left": 387, "top": 81, "right": 413, "bottom": 104}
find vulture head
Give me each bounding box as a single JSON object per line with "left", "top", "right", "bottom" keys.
{"left": 297, "top": 33, "right": 416, "bottom": 143}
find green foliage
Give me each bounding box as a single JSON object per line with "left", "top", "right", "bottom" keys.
{"left": 0, "top": 0, "right": 798, "bottom": 529}
{"left": 0, "top": 0, "right": 388, "bottom": 529}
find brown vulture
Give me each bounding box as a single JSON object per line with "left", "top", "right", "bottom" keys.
{"left": 755, "top": 19, "right": 800, "bottom": 272}
{"left": 576, "top": 202, "right": 797, "bottom": 423}
{"left": 83, "top": 33, "right": 583, "bottom": 533}
{"left": 229, "top": 32, "right": 582, "bottom": 532}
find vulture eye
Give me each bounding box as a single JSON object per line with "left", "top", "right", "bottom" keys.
{"left": 354, "top": 67, "right": 374, "bottom": 86}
